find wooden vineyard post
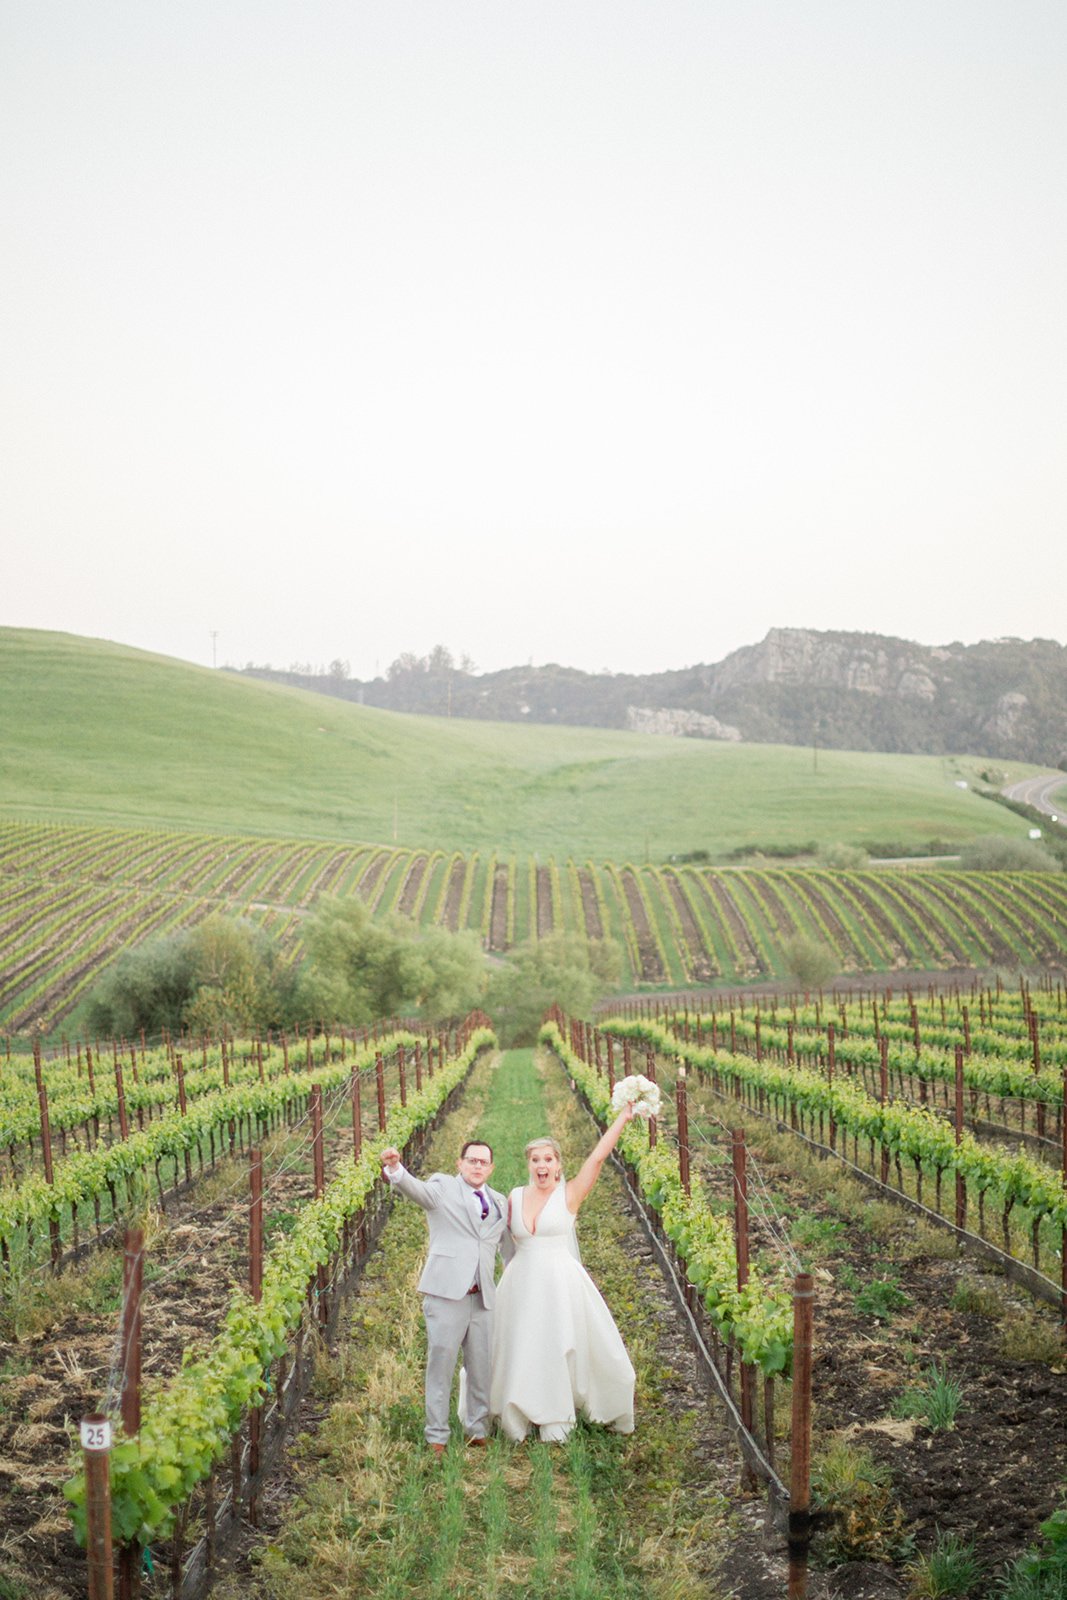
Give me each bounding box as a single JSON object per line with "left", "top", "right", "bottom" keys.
{"left": 311, "top": 1087, "right": 328, "bottom": 1329}
{"left": 311, "top": 1086, "right": 325, "bottom": 1196}
{"left": 645, "top": 1048, "right": 657, "bottom": 1150}
{"left": 119, "top": 1227, "right": 143, "bottom": 1600}
{"left": 606, "top": 1036, "right": 615, "bottom": 1096}
{"left": 1062, "top": 1063, "right": 1067, "bottom": 1333}
{"left": 249, "top": 1148, "right": 264, "bottom": 1527}
{"left": 223, "top": 1038, "right": 236, "bottom": 1155}
{"left": 826, "top": 1023, "right": 836, "bottom": 1151}
{"left": 676, "top": 1066, "right": 691, "bottom": 1197}
{"left": 879, "top": 1036, "right": 890, "bottom": 1185}
{"left": 1032, "top": 1016, "right": 1045, "bottom": 1141}
{"left": 175, "top": 1054, "right": 192, "bottom": 1185}
{"left": 955, "top": 1045, "right": 966, "bottom": 1230}
{"left": 126, "top": 1046, "right": 143, "bottom": 1133}
{"left": 350, "top": 1064, "right": 362, "bottom": 1162}
{"left": 33, "top": 1041, "right": 61, "bottom": 1269}
{"left": 733, "top": 1128, "right": 757, "bottom": 1487}
{"left": 911, "top": 1002, "right": 927, "bottom": 1104}
{"left": 788, "top": 1273, "right": 814, "bottom": 1598}
{"left": 414, "top": 1040, "right": 423, "bottom": 1092}
{"left": 397, "top": 1044, "right": 407, "bottom": 1107}
{"left": 82, "top": 1415, "right": 115, "bottom": 1600}
{"left": 376, "top": 1053, "right": 387, "bottom": 1134}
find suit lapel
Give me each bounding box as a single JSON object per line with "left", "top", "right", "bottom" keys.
{"left": 455, "top": 1174, "right": 480, "bottom": 1234}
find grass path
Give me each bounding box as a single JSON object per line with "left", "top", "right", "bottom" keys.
{"left": 212, "top": 1047, "right": 747, "bottom": 1600}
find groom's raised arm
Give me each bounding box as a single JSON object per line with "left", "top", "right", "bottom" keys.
{"left": 381, "top": 1148, "right": 440, "bottom": 1210}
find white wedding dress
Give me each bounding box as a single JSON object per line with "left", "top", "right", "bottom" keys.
{"left": 489, "top": 1182, "right": 635, "bottom": 1442}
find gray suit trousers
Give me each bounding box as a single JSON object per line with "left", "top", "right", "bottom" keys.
{"left": 422, "top": 1288, "right": 491, "bottom": 1443}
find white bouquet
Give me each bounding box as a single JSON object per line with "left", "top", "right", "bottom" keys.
{"left": 610, "top": 1073, "right": 661, "bottom": 1121}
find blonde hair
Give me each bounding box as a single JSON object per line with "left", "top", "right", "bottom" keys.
{"left": 524, "top": 1136, "right": 562, "bottom": 1163}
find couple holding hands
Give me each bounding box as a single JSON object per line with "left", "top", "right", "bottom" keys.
{"left": 381, "top": 1100, "right": 636, "bottom": 1452}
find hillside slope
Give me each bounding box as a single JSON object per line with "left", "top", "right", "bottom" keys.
{"left": 0, "top": 628, "right": 1045, "bottom": 859}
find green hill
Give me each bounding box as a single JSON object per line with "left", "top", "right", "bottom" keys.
{"left": 0, "top": 628, "right": 1045, "bottom": 861}
{"left": 3, "top": 629, "right": 1067, "bottom": 1037}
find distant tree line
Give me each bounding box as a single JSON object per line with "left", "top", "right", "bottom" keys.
{"left": 236, "top": 630, "right": 1067, "bottom": 766}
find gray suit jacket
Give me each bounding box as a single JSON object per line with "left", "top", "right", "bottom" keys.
{"left": 388, "top": 1167, "right": 513, "bottom": 1305}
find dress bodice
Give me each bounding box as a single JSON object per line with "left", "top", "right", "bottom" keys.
{"left": 508, "top": 1183, "right": 575, "bottom": 1249}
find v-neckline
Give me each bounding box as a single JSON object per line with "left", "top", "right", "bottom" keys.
{"left": 522, "top": 1181, "right": 558, "bottom": 1236}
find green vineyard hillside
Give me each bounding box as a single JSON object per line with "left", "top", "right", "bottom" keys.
{"left": 4, "top": 817, "right": 1067, "bottom": 1034}
{"left": 3, "top": 628, "right": 1066, "bottom": 1038}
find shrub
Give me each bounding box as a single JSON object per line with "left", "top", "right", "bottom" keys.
{"left": 854, "top": 1272, "right": 910, "bottom": 1323}
{"left": 780, "top": 932, "right": 838, "bottom": 989}
{"left": 956, "top": 835, "right": 1060, "bottom": 872}
{"left": 293, "top": 897, "right": 486, "bottom": 1026}
{"left": 812, "top": 1440, "right": 911, "bottom": 1565}
{"left": 486, "top": 933, "right": 621, "bottom": 1045}
{"left": 87, "top": 914, "right": 295, "bottom": 1037}
{"left": 818, "top": 841, "right": 870, "bottom": 869}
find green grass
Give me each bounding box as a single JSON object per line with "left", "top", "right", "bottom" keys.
{"left": 904, "top": 1530, "right": 983, "bottom": 1596}
{"left": 0, "top": 627, "right": 1044, "bottom": 860}
{"left": 890, "top": 1362, "right": 964, "bottom": 1431}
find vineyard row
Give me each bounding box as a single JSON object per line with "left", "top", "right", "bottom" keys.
{"left": 5, "top": 819, "right": 1067, "bottom": 1032}
{"left": 62, "top": 1019, "right": 494, "bottom": 1567}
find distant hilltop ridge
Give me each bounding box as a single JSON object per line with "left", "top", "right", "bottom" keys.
{"left": 238, "top": 628, "right": 1067, "bottom": 767}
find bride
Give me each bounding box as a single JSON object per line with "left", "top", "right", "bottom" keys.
{"left": 489, "top": 1104, "right": 637, "bottom": 1442}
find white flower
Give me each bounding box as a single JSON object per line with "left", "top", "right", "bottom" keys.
{"left": 610, "top": 1072, "right": 662, "bottom": 1121}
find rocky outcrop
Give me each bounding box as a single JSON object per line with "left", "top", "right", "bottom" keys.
{"left": 626, "top": 706, "right": 742, "bottom": 741}
{"left": 713, "top": 627, "right": 944, "bottom": 698}
{"left": 981, "top": 691, "right": 1033, "bottom": 743}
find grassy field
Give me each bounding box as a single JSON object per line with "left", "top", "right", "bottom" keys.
{"left": 0, "top": 628, "right": 1047, "bottom": 861}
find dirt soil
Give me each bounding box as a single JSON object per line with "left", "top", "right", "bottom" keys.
{"left": 690, "top": 1107, "right": 1067, "bottom": 1594}
{"left": 0, "top": 1114, "right": 357, "bottom": 1600}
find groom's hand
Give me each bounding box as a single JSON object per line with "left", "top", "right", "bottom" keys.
{"left": 381, "top": 1147, "right": 402, "bottom": 1173}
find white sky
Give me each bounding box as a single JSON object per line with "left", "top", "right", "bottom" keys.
{"left": 3, "top": 1, "right": 1065, "bottom": 679}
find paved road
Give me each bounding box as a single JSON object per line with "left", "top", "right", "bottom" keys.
{"left": 1002, "top": 773, "right": 1067, "bottom": 820}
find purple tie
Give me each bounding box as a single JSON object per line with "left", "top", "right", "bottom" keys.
{"left": 474, "top": 1188, "right": 489, "bottom": 1219}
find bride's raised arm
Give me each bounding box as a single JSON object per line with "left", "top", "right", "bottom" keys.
{"left": 565, "top": 1101, "right": 635, "bottom": 1213}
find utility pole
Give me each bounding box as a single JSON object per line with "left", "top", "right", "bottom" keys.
{"left": 210, "top": 631, "right": 219, "bottom": 669}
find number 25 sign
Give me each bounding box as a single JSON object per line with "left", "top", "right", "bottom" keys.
{"left": 80, "top": 1418, "right": 112, "bottom": 1451}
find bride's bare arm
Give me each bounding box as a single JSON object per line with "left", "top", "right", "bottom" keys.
{"left": 565, "top": 1102, "right": 635, "bottom": 1213}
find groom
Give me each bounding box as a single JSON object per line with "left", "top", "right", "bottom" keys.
{"left": 381, "top": 1138, "right": 512, "bottom": 1454}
